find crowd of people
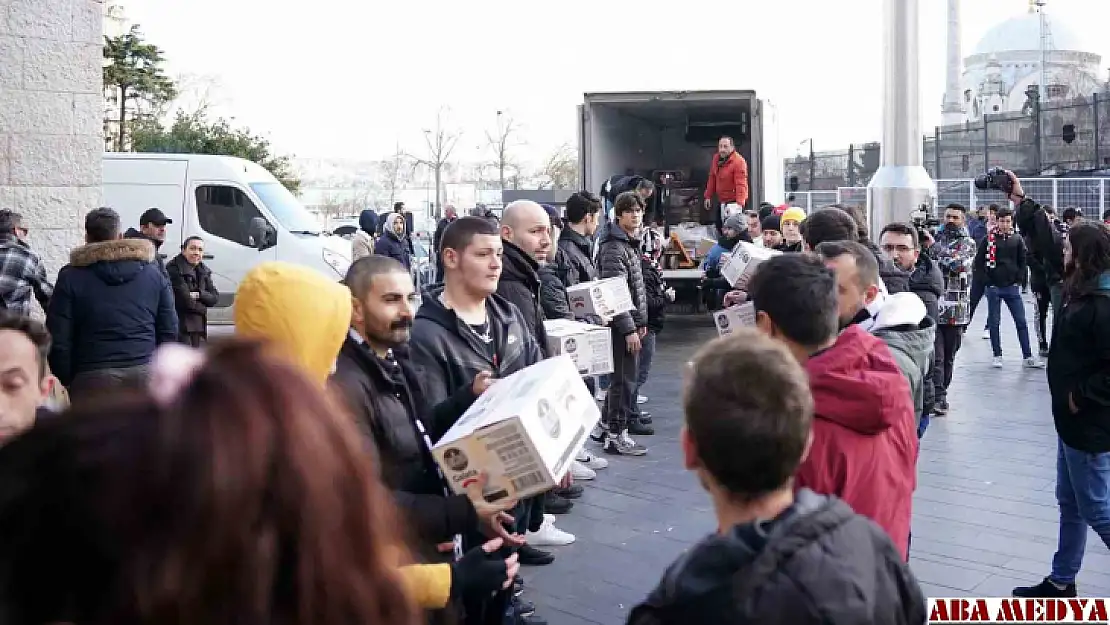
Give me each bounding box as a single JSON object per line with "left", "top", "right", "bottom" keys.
{"left": 0, "top": 160, "right": 1108, "bottom": 623}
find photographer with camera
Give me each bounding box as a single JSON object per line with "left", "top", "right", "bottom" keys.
{"left": 977, "top": 168, "right": 1066, "bottom": 323}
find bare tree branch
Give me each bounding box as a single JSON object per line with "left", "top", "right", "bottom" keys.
{"left": 485, "top": 110, "right": 524, "bottom": 192}
{"left": 535, "top": 143, "right": 579, "bottom": 190}
{"left": 410, "top": 107, "right": 462, "bottom": 219}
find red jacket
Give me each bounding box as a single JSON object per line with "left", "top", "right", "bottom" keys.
{"left": 797, "top": 325, "right": 918, "bottom": 559}
{"left": 704, "top": 151, "right": 749, "bottom": 207}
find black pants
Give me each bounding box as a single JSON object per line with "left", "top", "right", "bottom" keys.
{"left": 969, "top": 273, "right": 986, "bottom": 325}
{"left": 1032, "top": 282, "right": 1052, "bottom": 350}
{"left": 179, "top": 332, "right": 206, "bottom": 348}
{"left": 603, "top": 327, "right": 639, "bottom": 434}
{"left": 933, "top": 325, "right": 964, "bottom": 405}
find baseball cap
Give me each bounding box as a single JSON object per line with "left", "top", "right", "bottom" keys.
{"left": 140, "top": 208, "right": 172, "bottom": 226}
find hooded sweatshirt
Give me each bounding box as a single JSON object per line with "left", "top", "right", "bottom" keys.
{"left": 231, "top": 261, "right": 454, "bottom": 609}
{"left": 373, "top": 213, "right": 413, "bottom": 269}
{"left": 627, "top": 489, "right": 926, "bottom": 625}
{"left": 798, "top": 325, "right": 918, "bottom": 559}
{"left": 352, "top": 210, "right": 378, "bottom": 261}
{"left": 862, "top": 292, "right": 936, "bottom": 424}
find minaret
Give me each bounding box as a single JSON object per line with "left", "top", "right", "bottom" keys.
{"left": 940, "top": 0, "right": 965, "bottom": 126}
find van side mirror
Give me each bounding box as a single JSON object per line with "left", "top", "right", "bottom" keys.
{"left": 248, "top": 217, "right": 276, "bottom": 250}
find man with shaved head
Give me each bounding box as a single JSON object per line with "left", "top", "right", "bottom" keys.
{"left": 497, "top": 200, "right": 553, "bottom": 351}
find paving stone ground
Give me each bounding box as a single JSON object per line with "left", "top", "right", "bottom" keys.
{"left": 520, "top": 300, "right": 1110, "bottom": 625}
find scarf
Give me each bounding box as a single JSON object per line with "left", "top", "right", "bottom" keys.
{"left": 986, "top": 228, "right": 998, "bottom": 270}
{"left": 717, "top": 152, "right": 732, "bottom": 169}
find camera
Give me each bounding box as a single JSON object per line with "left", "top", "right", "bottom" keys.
{"left": 973, "top": 167, "right": 1015, "bottom": 194}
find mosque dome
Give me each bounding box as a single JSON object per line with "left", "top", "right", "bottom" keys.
{"left": 973, "top": 12, "right": 1087, "bottom": 56}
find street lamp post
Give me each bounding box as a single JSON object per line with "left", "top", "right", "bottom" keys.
{"left": 867, "top": 0, "right": 936, "bottom": 241}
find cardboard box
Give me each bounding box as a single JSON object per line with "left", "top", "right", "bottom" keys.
{"left": 431, "top": 356, "right": 601, "bottom": 503}
{"left": 543, "top": 319, "right": 614, "bottom": 376}
{"left": 721, "top": 241, "right": 781, "bottom": 287}
{"left": 566, "top": 277, "right": 634, "bottom": 319}
{"left": 695, "top": 237, "right": 717, "bottom": 258}
{"left": 713, "top": 302, "right": 757, "bottom": 337}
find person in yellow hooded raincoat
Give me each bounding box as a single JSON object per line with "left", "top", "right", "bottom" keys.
{"left": 233, "top": 261, "right": 515, "bottom": 613}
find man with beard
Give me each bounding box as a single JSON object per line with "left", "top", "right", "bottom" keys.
{"left": 496, "top": 200, "right": 582, "bottom": 535}
{"left": 125, "top": 208, "right": 173, "bottom": 282}
{"left": 924, "top": 204, "right": 977, "bottom": 416}
{"left": 816, "top": 240, "right": 934, "bottom": 432}
{"left": 701, "top": 214, "right": 748, "bottom": 308}
{"left": 703, "top": 136, "right": 749, "bottom": 228}
{"left": 409, "top": 216, "right": 549, "bottom": 625}
{"left": 880, "top": 223, "right": 943, "bottom": 431}
{"left": 332, "top": 255, "right": 521, "bottom": 624}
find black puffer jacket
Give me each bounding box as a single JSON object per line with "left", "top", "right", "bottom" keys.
{"left": 495, "top": 240, "right": 550, "bottom": 354}
{"left": 1016, "top": 198, "right": 1065, "bottom": 285}
{"left": 596, "top": 226, "right": 647, "bottom": 337}
{"left": 331, "top": 336, "right": 478, "bottom": 557}
{"left": 908, "top": 253, "right": 944, "bottom": 323}
{"left": 538, "top": 262, "right": 573, "bottom": 321}
{"left": 409, "top": 285, "right": 543, "bottom": 412}
{"left": 627, "top": 489, "right": 926, "bottom": 625}
{"left": 46, "top": 239, "right": 177, "bottom": 386}
{"left": 642, "top": 257, "right": 668, "bottom": 334}
{"left": 556, "top": 227, "right": 597, "bottom": 288}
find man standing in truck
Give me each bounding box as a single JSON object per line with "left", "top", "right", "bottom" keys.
{"left": 704, "top": 136, "right": 749, "bottom": 230}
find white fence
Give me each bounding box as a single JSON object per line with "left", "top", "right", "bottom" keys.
{"left": 789, "top": 178, "right": 1110, "bottom": 218}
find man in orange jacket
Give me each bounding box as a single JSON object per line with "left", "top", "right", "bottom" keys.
{"left": 704, "top": 136, "right": 750, "bottom": 229}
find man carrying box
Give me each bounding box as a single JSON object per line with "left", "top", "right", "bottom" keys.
{"left": 596, "top": 191, "right": 651, "bottom": 456}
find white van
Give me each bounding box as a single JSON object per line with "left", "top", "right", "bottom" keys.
{"left": 103, "top": 153, "right": 352, "bottom": 324}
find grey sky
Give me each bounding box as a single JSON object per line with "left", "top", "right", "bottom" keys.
{"left": 121, "top": 0, "right": 1109, "bottom": 163}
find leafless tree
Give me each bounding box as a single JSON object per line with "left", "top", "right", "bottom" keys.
{"left": 379, "top": 144, "right": 412, "bottom": 209}
{"left": 536, "top": 143, "right": 579, "bottom": 190}
{"left": 410, "top": 108, "right": 461, "bottom": 219}
{"left": 485, "top": 110, "right": 524, "bottom": 192}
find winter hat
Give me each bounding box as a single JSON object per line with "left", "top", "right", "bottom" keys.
{"left": 358, "top": 209, "right": 378, "bottom": 235}
{"left": 541, "top": 204, "right": 561, "bottom": 227}
{"left": 761, "top": 215, "right": 782, "bottom": 233}
{"left": 780, "top": 207, "right": 807, "bottom": 227}
{"left": 722, "top": 214, "right": 745, "bottom": 233}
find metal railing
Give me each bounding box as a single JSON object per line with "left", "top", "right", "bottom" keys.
{"left": 787, "top": 92, "right": 1110, "bottom": 190}
{"left": 788, "top": 178, "right": 1110, "bottom": 219}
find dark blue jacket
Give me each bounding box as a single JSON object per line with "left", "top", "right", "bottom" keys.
{"left": 373, "top": 214, "right": 413, "bottom": 269}
{"left": 46, "top": 238, "right": 178, "bottom": 386}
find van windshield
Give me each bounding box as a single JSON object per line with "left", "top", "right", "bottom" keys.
{"left": 250, "top": 182, "right": 323, "bottom": 234}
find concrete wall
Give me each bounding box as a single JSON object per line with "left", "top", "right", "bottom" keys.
{"left": 0, "top": 0, "right": 104, "bottom": 276}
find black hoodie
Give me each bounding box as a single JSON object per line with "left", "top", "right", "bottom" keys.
{"left": 409, "top": 285, "right": 543, "bottom": 413}
{"left": 627, "top": 489, "right": 926, "bottom": 625}
{"left": 496, "top": 240, "right": 550, "bottom": 355}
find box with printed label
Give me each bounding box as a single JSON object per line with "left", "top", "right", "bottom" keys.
{"left": 713, "top": 302, "right": 757, "bottom": 337}
{"left": 565, "top": 277, "right": 634, "bottom": 319}
{"left": 721, "top": 241, "right": 781, "bottom": 287}
{"left": 543, "top": 318, "right": 614, "bottom": 375}
{"left": 432, "top": 355, "right": 601, "bottom": 503}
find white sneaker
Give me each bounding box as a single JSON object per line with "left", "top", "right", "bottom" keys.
{"left": 576, "top": 449, "right": 609, "bottom": 470}
{"left": 526, "top": 520, "right": 575, "bottom": 546}
{"left": 570, "top": 460, "right": 596, "bottom": 480}
{"left": 992, "top": 356, "right": 1004, "bottom": 368}
{"left": 982, "top": 328, "right": 990, "bottom": 340}
{"left": 1024, "top": 356, "right": 1046, "bottom": 369}
{"left": 637, "top": 394, "right": 648, "bottom": 404}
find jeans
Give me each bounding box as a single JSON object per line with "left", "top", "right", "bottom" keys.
{"left": 917, "top": 413, "right": 930, "bottom": 439}
{"left": 986, "top": 284, "right": 1033, "bottom": 358}
{"left": 632, "top": 330, "right": 658, "bottom": 416}
{"left": 1050, "top": 439, "right": 1110, "bottom": 584}
{"left": 934, "top": 325, "right": 964, "bottom": 404}
{"left": 603, "top": 328, "right": 639, "bottom": 434}
{"left": 969, "top": 273, "right": 986, "bottom": 324}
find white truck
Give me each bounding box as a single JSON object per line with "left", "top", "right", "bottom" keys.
{"left": 577, "top": 90, "right": 782, "bottom": 305}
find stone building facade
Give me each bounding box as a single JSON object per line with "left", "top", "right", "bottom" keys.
{"left": 0, "top": 0, "right": 104, "bottom": 276}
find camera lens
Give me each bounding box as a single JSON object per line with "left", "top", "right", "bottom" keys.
{"left": 973, "top": 173, "right": 991, "bottom": 191}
